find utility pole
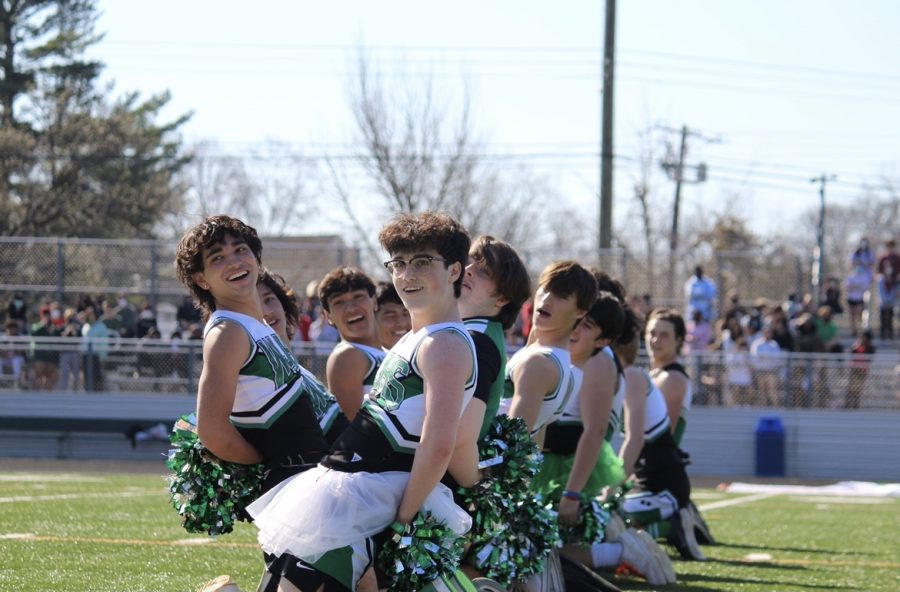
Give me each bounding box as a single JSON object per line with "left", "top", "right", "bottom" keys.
{"left": 599, "top": 0, "right": 616, "bottom": 251}
{"left": 659, "top": 124, "right": 717, "bottom": 301}
{"left": 810, "top": 173, "right": 836, "bottom": 307}
{"left": 669, "top": 125, "right": 689, "bottom": 259}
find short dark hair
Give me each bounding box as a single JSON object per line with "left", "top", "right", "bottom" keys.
{"left": 537, "top": 260, "right": 597, "bottom": 313}
{"left": 614, "top": 304, "right": 642, "bottom": 365}
{"left": 378, "top": 211, "right": 470, "bottom": 297}
{"left": 470, "top": 235, "right": 531, "bottom": 330}
{"left": 175, "top": 215, "right": 263, "bottom": 318}
{"left": 318, "top": 266, "right": 376, "bottom": 312}
{"left": 375, "top": 281, "right": 403, "bottom": 309}
{"left": 584, "top": 290, "right": 625, "bottom": 345}
{"left": 591, "top": 268, "right": 626, "bottom": 303}
{"left": 258, "top": 268, "right": 300, "bottom": 340}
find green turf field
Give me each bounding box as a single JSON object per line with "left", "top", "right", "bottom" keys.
{"left": 0, "top": 470, "right": 898, "bottom": 591}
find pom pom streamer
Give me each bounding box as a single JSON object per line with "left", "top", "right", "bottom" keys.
{"left": 166, "top": 414, "right": 265, "bottom": 536}
{"left": 557, "top": 496, "right": 612, "bottom": 545}
{"left": 460, "top": 415, "right": 561, "bottom": 586}
{"left": 375, "top": 512, "right": 465, "bottom": 591}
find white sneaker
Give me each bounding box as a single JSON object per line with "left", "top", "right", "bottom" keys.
{"left": 616, "top": 529, "right": 677, "bottom": 586}
{"left": 670, "top": 507, "right": 706, "bottom": 561}
{"left": 196, "top": 575, "right": 241, "bottom": 592}
{"left": 689, "top": 501, "right": 716, "bottom": 545}
{"left": 637, "top": 529, "right": 677, "bottom": 584}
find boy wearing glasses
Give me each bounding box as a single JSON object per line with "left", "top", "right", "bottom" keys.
{"left": 248, "top": 211, "right": 477, "bottom": 592}
{"left": 318, "top": 266, "right": 386, "bottom": 421}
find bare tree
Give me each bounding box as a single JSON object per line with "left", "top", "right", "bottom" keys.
{"left": 325, "top": 51, "right": 564, "bottom": 265}
{"left": 171, "top": 140, "right": 317, "bottom": 237}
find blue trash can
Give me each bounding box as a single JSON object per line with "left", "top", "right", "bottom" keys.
{"left": 755, "top": 416, "right": 785, "bottom": 477}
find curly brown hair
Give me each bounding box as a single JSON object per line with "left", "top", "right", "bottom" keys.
{"left": 318, "top": 266, "right": 376, "bottom": 313}
{"left": 175, "top": 215, "right": 263, "bottom": 318}
{"left": 378, "top": 211, "right": 470, "bottom": 297}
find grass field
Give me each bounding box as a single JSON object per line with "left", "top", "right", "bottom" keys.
{"left": 0, "top": 467, "right": 898, "bottom": 592}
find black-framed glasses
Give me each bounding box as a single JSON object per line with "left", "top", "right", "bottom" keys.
{"left": 383, "top": 255, "right": 445, "bottom": 276}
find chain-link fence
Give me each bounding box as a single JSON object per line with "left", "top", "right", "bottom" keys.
{"left": 518, "top": 245, "right": 809, "bottom": 311}
{"left": 1, "top": 337, "right": 897, "bottom": 409}
{"left": 0, "top": 336, "right": 331, "bottom": 394}
{"left": 1, "top": 235, "right": 887, "bottom": 323}
{"left": 0, "top": 235, "right": 361, "bottom": 312}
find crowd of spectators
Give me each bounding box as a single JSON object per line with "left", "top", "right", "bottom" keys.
{"left": 0, "top": 236, "right": 896, "bottom": 401}
{"left": 0, "top": 282, "right": 340, "bottom": 392}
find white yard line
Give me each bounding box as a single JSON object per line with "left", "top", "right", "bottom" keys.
{"left": 698, "top": 492, "right": 777, "bottom": 511}
{"left": 0, "top": 490, "right": 162, "bottom": 503}
{"left": 0, "top": 474, "right": 107, "bottom": 482}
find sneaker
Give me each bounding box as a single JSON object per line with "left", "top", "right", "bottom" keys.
{"left": 616, "top": 529, "right": 677, "bottom": 586}
{"left": 668, "top": 508, "right": 706, "bottom": 561}
{"left": 638, "top": 529, "right": 677, "bottom": 584}
{"left": 604, "top": 512, "right": 627, "bottom": 541}
{"left": 197, "top": 575, "right": 241, "bottom": 592}
{"left": 689, "top": 501, "right": 716, "bottom": 545}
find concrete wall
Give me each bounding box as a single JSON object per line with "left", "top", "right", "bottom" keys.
{"left": 2, "top": 393, "right": 899, "bottom": 481}
{"left": 677, "top": 407, "right": 900, "bottom": 481}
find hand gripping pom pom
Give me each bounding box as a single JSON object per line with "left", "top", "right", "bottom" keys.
{"left": 375, "top": 512, "right": 465, "bottom": 591}
{"left": 557, "top": 496, "right": 613, "bottom": 545}
{"left": 165, "top": 414, "right": 265, "bottom": 536}
{"left": 459, "top": 416, "right": 561, "bottom": 586}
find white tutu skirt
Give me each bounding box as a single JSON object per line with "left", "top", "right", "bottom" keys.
{"left": 246, "top": 465, "right": 472, "bottom": 562}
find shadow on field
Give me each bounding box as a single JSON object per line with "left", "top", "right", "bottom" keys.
{"left": 712, "top": 541, "right": 864, "bottom": 556}
{"left": 676, "top": 571, "right": 853, "bottom": 591}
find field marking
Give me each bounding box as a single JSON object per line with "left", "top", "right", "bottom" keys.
{"left": 787, "top": 495, "right": 894, "bottom": 505}
{"left": 0, "top": 533, "right": 258, "bottom": 548}
{"left": 737, "top": 556, "right": 900, "bottom": 570}
{"left": 698, "top": 492, "right": 776, "bottom": 511}
{"left": 0, "top": 474, "right": 107, "bottom": 482}
{"left": 689, "top": 491, "right": 727, "bottom": 500}
{"left": 0, "top": 490, "right": 162, "bottom": 503}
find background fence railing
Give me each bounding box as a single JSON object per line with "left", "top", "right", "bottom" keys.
{"left": 1, "top": 337, "right": 896, "bottom": 409}
{"left": 0, "top": 235, "right": 361, "bottom": 310}
{"left": 2, "top": 235, "right": 890, "bottom": 324}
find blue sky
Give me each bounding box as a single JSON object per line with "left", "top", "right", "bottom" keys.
{"left": 91, "top": 1, "right": 900, "bottom": 243}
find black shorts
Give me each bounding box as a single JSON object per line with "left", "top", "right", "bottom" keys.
{"left": 633, "top": 432, "right": 691, "bottom": 508}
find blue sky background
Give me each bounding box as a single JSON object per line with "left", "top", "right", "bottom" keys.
{"left": 90, "top": 1, "right": 900, "bottom": 243}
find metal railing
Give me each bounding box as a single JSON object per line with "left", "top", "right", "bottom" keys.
{"left": 0, "top": 235, "right": 360, "bottom": 309}
{"left": 0, "top": 336, "right": 330, "bottom": 395}
{"left": 1, "top": 337, "right": 897, "bottom": 409}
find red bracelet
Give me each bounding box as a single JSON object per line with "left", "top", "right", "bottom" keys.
{"left": 562, "top": 490, "right": 583, "bottom": 501}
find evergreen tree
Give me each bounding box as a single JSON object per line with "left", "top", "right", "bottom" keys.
{"left": 0, "top": 0, "right": 190, "bottom": 237}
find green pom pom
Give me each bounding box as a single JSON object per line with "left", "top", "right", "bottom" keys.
{"left": 557, "top": 497, "right": 612, "bottom": 545}
{"left": 375, "top": 512, "right": 465, "bottom": 591}
{"left": 459, "top": 415, "right": 561, "bottom": 586}
{"left": 165, "top": 414, "right": 265, "bottom": 536}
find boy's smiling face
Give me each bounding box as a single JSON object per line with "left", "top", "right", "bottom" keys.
{"left": 325, "top": 289, "right": 378, "bottom": 342}
{"left": 192, "top": 233, "right": 259, "bottom": 301}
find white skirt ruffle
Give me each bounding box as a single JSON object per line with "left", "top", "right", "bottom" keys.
{"left": 247, "top": 465, "right": 471, "bottom": 562}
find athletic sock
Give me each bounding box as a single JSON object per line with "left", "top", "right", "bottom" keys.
{"left": 591, "top": 542, "right": 623, "bottom": 569}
